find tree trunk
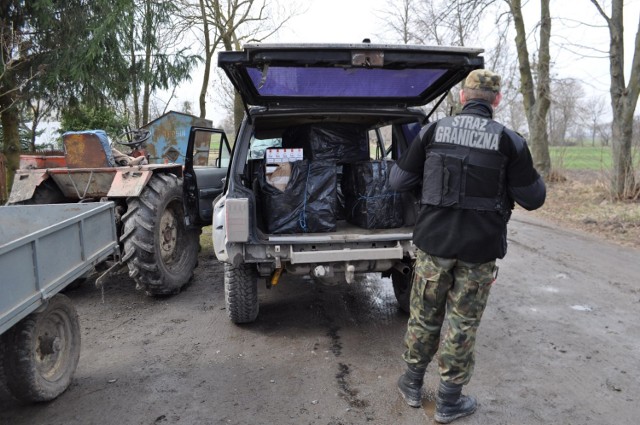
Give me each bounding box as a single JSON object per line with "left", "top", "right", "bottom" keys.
{"left": 130, "top": 22, "right": 141, "bottom": 128}
{"left": 142, "top": 0, "right": 153, "bottom": 125}
{"left": 198, "top": 0, "right": 211, "bottom": 119}
{"left": 233, "top": 92, "right": 244, "bottom": 132}
{"left": 591, "top": 0, "right": 639, "bottom": 198}
{"left": 610, "top": 112, "right": 635, "bottom": 197}
{"left": 1, "top": 105, "right": 21, "bottom": 193}
{"left": 508, "top": 0, "right": 552, "bottom": 178}
{"left": 30, "top": 114, "right": 38, "bottom": 152}
{"left": 530, "top": 105, "right": 551, "bottom": 171}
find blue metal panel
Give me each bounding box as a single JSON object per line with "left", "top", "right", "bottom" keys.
{"left": 142, "top": 111, "right": 212, "bottom": 164}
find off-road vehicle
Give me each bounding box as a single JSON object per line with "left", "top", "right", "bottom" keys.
{"left": 185, "top": 43, "right": 483, "bottom": 323}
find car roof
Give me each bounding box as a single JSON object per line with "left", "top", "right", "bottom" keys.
{"left": 218, "top": 43, "right": 484, "bottom": 109}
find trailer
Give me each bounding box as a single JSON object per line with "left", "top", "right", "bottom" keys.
{"left": 0, "top": 202, "right": 119, "bottom": 402}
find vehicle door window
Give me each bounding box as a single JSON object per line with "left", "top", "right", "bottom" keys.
{"left": 397, "top": 122, "right": 422, "bottom": 159}
{"left": 248, "top": 137, "right": 282, "bottom": 161}
{"left": 206, "top": 132, "right": 232, "bottom": 167}
{"left": 370, "top": 126, "right": 393, "bottom": 159}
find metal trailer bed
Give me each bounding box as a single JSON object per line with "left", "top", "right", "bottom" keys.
{"left": 0, "top": 202, "right": 119, "bottom": 402}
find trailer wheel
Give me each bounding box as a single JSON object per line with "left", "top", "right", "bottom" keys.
{"left": 224, "top": 263, "right": 259, "bottom": 324}
{"left": 392, "top": 264, "right": 414, "bottom": 314}
{"left": 0, "top": 341, "right": 12, "bottom": 400}
{"left": 121, "top": 173, "right": 199, "bottom": 296}
{"left": 1, "top": 294, "right": 80, "bottom": 402}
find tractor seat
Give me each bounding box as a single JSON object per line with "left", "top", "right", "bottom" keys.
{"left": 62, "top": 130, "right": 115, "bottom": 168}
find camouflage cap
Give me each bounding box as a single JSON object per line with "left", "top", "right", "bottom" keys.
{"left": 464, "top": 69, "right": 502, "bottom": 92}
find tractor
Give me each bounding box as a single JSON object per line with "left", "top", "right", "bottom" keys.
{"left": 6, "top": 111, "right": 231, "bottom": 296}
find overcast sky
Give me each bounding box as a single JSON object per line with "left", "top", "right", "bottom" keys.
{"left": 35, "top": 0, "right": 639, "bottom": 143}
{"left": 276, "top": 0, "right": 639, "bottom": 88}
{"left": 171, "top": 0, "right": 639, "bottom": 124}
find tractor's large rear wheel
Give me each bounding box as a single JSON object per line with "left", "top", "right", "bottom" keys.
{"left": 121, "top": 173, "right": 199, "bottom": 296}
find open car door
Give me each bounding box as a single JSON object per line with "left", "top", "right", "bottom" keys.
{"left": 183, "top": 127, "right": 232, "bottom": 226}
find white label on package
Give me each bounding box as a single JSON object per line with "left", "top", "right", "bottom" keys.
{"left": 266, "top": 148, "right": 303, "bottom": 164}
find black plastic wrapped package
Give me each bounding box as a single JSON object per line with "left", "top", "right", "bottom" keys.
{"left": 282, "top": 123, "right": 369, "bottom": 163}
{"left": 258, "top": 160, "right": 337, "bottom": 234}
{"left": 342, "top": 160, "right": 404, "bottom": 229}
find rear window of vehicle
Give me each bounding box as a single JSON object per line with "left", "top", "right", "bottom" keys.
{"left": 246, "top": 67, "right": 447, "bottom": 98}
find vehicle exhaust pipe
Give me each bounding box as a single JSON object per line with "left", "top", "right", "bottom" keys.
{"left": 393, "top": 262, "right": 411, "bottom": 275}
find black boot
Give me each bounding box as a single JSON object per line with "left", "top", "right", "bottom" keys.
{"left": 434, "top": 381, "right": 477, "bottom": 423}
{"left": 397, "top": 364, "right": 426, "bottom": 407}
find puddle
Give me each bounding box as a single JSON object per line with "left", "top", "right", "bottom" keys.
{"left": 571, "top": 305, "right": 593, "bottom": 312}
{"left": 422, "top": 388, "right": 437, "bottom": 418}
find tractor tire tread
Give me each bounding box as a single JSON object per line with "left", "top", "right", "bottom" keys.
{"left": 122, "top": 173, "right": 198, "bottom": 296}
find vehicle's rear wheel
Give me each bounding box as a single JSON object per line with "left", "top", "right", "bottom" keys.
{"left": 224, "top": 263, "right": 259, "bottom": 324}
{"left": 392, "top": 262, "right": 414, "bottom": 314}
{"left": 1, "top": 294, "right": 80, "bottom": 402}
{"left": 121, "top": 173, "right": 199, "bottom": 296}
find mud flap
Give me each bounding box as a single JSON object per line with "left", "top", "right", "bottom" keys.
{"left": 106, "top": 170, "right": 153, "bottom": 197}
{"left": 7, "top": 171, "right": 48, "bottom": 203}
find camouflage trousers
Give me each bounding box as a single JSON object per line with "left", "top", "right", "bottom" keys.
{"left": 402, "top": 250, "right": 497, "bottom": 385}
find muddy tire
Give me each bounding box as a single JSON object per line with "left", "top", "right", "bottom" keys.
{"left": 224, "top": 263, "right": 259, "bottom": 324}
{"left": 392, "top": 263, "right": 414, "bottom": 314}
{"left": 0, "top": 341, "right": 12, "bottom": 400}
{"left": 1, "top": 294, "right": 80, "bottom": 402}
{"left": 121, "top": 173, "right": 199, "bottom": 296}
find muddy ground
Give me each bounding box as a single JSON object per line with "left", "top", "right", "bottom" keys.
{"left": 1, "top": 210, "right": 639, "bottom": 425}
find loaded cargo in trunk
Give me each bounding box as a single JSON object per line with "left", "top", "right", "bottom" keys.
{"left": 250, "top": 120, "right": 418, "bottom": 236}
{"left": 204, "top": 42, "right": 484, "bottom": 323}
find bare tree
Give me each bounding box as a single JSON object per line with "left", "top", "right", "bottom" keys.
{"left": 180, "top": 100, "right": 194, "bottom": 115}
{"left": 412, "top": 0, "right": 494, "bottom": 47}
{"left": 180, "top": 0, "right": 300, "bottom": 126}
{"left": 22, "top": 97, "right": 54, "bottom": 151}
{"left": 380, "top": 0, "right": 509, "bottom": 119}
{"left": 590, "top": 0, "right": 640, "bottom": 199}
{"left": 597, "top": 121, "right": 612, "bottom": 147}
{"left": 580, "top": 95, "right": 608, "bottom": 147}
{"left": 506, "top": 0, "right": 552, "bottom": 178}
{"left": 548, "top": 78, "right": 584, "bottom": 146}
{"left": 489, "top": 10, "right": 528, "bottom": 134}
{"left": 380, "top": 0, "right": 417, "bottom": 44}
{"left": 125, "top": 1, "right": 198, "bottom": 127}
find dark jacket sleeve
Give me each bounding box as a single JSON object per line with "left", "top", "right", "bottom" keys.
{"left": 389, "top": 164, "right": 421, "bottom": 191}
{"left": 509, "top": 177, "right": 546, "bottom": 210}
{"left": 389, "top": 122, "right": 435, "bottom": 191}
{"left": 504, "top": 128, "right": 546, "bottom": 211}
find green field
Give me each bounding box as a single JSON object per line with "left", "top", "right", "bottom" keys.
{"left": 550, "top": 146, "right": 616, "bottom": 170}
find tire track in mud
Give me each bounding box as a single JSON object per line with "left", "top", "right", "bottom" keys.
{"left": 315, "top": 297, "right": 370, "bottom": 412}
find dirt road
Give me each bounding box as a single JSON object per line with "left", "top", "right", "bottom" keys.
{"left": 1, "top": 211, "right": 639, "bottom": 425}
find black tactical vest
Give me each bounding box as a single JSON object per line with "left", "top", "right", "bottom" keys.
{"left": 421, "top": 115, "right": 510, "bottom": 214}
